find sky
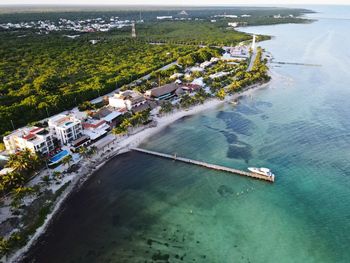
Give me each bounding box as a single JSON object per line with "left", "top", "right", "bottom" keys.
{"left": 0, "top": 0, "right": 349, "bottom": 6}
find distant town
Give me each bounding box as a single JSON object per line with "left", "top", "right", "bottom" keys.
{"left": 0, "top": 12, "right": 299, "bottom": 34}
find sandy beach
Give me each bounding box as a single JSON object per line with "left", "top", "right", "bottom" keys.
{"left": 7, "top": 80, "right": 271, "bottom": 263}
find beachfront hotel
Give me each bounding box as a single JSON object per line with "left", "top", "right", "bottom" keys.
{"left": 3, "top": 126, "right": 55, "bottom": 155}
{"left": 109, "top": 90, "right": 146, "bottom": 111}
{"left": 145, "top": 83, "right": 182, "bottom": 100}
{"left": 48, "top": 114, "right": 83, "bottom": 145}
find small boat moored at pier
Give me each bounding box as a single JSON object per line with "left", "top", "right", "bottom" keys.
{"left": 248, "top": 167, "right": 275, "bottom": 179}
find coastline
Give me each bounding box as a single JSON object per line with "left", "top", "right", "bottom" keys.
{"left": 8, "top": 80, "right": 271, "bottom": 263}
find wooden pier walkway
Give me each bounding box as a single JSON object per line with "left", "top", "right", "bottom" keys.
{"left": 132, "top": 148, "right": 274, "bottom": 183}
{"left": 271, "top": 61, "right": 322, "bottom": 67}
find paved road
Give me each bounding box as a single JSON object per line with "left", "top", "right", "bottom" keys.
{"left": 247, "top": 48, "right": 257, "bottom": 72}
{"left": 90, "top": 60, "right": 178, "bottom": 104}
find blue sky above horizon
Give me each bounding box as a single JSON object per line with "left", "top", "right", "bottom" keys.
{"left": 1, "top": 0, "right": 349, "bottom": 6}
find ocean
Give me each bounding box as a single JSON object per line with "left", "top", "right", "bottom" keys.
{"left": 24, "top": 6, "right": 350, "bottom": 263}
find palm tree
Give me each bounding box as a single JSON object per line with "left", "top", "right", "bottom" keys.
{"left": 61, "top": 155, "right": 73, "bottom": 168}
{"left": 78, "top": 146, "right": 88, "bottom": 159}
{"left": 6, "top": 148, "right": 42, "bottom": 173}
{"left": 87, "top": 146, "right": 97, "bottom": 159}
{"left": 6, "top": 154, "right": 28, "bottom": 172}
{"left": 12, "top": 186, "right": 34, "bottom": 202}
{"left": 41, "top": 175, "right": 51, "bottom": 186}
{"left": 52, "top": 171, "right": 62, "bottom": 180}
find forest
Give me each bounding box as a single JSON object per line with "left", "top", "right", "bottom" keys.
{"left": 107, "top": 21, "right": 257, "bottom": 45}
{"left": 0, "top": 33, "right": 197, "bottom": 135}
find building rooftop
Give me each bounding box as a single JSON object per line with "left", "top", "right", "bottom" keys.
{"left": 146, "top": 83, "right": 178, "bottom": 98}
{"left": 112, "top": 90, "right": 144, "bottom": 104}
{"left": 103, "top": 111, "right": 122, "bottom": 122}
{"left": 49, "top": 114, "right": 80, "bottom": 128}
{"left": 92, "top": 107, "right": 112, "bottom": 119}
{"left": 82, "top": 119, "right": 107, "bottom": 129}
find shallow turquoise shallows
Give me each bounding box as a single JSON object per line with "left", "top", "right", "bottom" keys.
{"left": 26, "top": 6, "right": 350, "bottom": 263}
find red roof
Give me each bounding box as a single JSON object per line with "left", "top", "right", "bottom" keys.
{"left": 23, "top": 133, "right": 36, "bottom": 140}
{"left": 82, "top": 120, "right": 106, "bottom": 129}
{"left": 29, "top": 127, "right": 43, "bottom": 133}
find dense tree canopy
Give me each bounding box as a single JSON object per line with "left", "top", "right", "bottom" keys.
{"left": 0, "top": 34, "right": 195, "bottom": 135}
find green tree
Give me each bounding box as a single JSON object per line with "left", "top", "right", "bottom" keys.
{"left": 78, "top": 146, "right": 88, "bottom": 158}
{"left": 52, "top": 171, "right": 62, "bottom": 180}
{"left": 61, "top": 155, "right": 73, "bottom": 168}
{"left": 160, "top": 101, "right": 173, "bottom": 114}
{"left": 41, "top": 175, "right": 51, "bottom": 186}
{"left": 216, "top": 88, "right": 226, "bottom": 100}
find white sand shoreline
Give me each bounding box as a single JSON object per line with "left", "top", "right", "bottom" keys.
{"left": 8, "top": 80, "right": 270, "bottom": 263}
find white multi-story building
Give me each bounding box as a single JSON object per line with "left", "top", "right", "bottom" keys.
{"left": 4, "top": 127, "right": 55, "bottom": 155}
{"left": 48, "top": 114, "right": 82, "bottom": 145}
{"left": 109, "top": 90, "right": 146, "bottom": 111}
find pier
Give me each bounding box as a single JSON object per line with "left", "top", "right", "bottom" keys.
{"left": 132, "top": 148, "right": 274, "bottom": 182}
{"left": 271, "top": 61, "right": 322, "bottom": 67}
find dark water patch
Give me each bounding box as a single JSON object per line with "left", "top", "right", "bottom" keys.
{"left": 255, "top": 101, "right": 273, "bottom": 108}
{"left": 111, "top": 214, "right": 120, "bottom": 226}
{"left": 227, "top": 143, "right": 253, "bottom": 163}
{"left": 217, "top": 185, "right": 234, "bottom": 197}
{"left": 235, "top": 104, "right": 262, "bottom": 115}
{"left": 221, "top": 131, "right": 238, "bottom": 144}
{"left": 204, "top": 124, "right": 238, "bottom": 144}
{"left": 217, "top": 111, "right": 256, "bottom": 136}
{"left": 151, "top": 251, "right": 170, "bottom": 261}
{"left": 260, "top": 114, "right": 269, "bottom": 120}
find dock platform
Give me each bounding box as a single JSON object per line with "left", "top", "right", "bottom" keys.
{"left": 132, "top": 148, "right": 274, "bottom": 182}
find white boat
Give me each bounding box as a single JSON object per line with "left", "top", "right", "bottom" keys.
{"left": 248, "top": 167, "right": 274, "bottom": 177}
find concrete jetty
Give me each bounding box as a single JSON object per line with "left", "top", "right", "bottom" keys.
{"left": 132, "top": 148, "right": 274, "bottom": 182}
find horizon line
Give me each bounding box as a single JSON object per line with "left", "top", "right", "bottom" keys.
{"left": 0, "top": 3, "right": 349, "bottom": 7}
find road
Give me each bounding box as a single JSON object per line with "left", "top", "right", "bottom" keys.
{"left": 247, "top": 48, "right": 257, "bottom": 72}
{"left": 90, "top": 60, "right": 178, "bottom": 104}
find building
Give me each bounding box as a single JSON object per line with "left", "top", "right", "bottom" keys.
{"left": 169, "top": 73, "right": 184, "bottom": 79}
{"left": 200, "top": 58, "right": 219, "bottom": 69}
{"left": 221, "top": 45, "right": 249, "bottom": 61}
{"left": 200, "top": 61, "right": 213, "bottom": 68}
{"left": 92, "top": 107, "right": 123, "bottom": 127}
{"left": 48, "top": 114, "right": 83, "bottom": 145}
{"left": 4, "top": 126, "right": 55, "bottom": 155}
{"left": 180, "top": 83, "right": 202, "bottom": 93}
{"left": 156, "top": 16, "right": 173, "bottom": 20}
{"left": 109, "top": 90, "right": 146, "bottom": 111}
{"left": 145, "top": 83, "right": 180, "bottom": 100}
{"left": 82, "top": 118, "right": 110, "bottom": 141}
{"left": 189, "top": 66, "right": 205, "bottom": 73}
{"left": 210, "top": 72, "right": 230, "bottom": 80}
{"left": 228, "top": 22, "right": 238, "bottom": 28}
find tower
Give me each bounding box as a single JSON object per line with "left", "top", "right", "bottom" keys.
{"left": 251, "top": 34, "right": 256, "bottom": 50}
{"left": 131, "top": 22, "right": 136, "bottom": 38}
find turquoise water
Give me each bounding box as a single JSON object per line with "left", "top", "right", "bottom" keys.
{"left": 25, "top": 6, "right": 350, "bottom": 263}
